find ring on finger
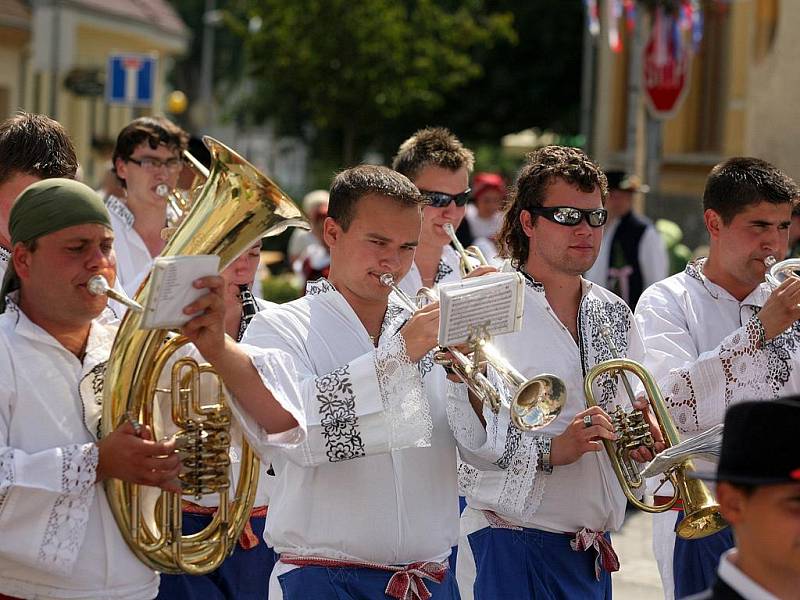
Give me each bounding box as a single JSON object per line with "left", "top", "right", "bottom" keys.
{"left": 582, "top": 414, "right": 593, "bottom": 429}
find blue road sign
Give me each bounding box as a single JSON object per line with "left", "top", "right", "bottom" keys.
{"left": 106, "top": 53, "right": 158, "bottom": 107}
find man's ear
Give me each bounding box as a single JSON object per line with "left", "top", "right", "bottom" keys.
{"left": 114, "top": 158, "right": 128, "bottom": 183}
{"left": 322, "top": 217, "right": 341, "bottom": 249}
{"left": 716, "top": 481, "right": 747, "bottom": 527}
{"left": 520, "top": 209, "right": 535, "bottom": 238}
{"left": 11, "top": 242, "right": 32, "bottom": 280}
{"left": 704, "top": 209, "right": 723, "bottom": 241}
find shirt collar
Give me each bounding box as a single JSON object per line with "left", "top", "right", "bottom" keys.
{"left": 718, "top": 548, "right": 782, "bottom": 600}
{"left": 105, "top": 194, "right": 135, "bottom": 230}
{"left": 684, "top": 257, "right": 771, "bottom": 308}
{"left": 0, "top": 246, "right": 9, "bottom": 266}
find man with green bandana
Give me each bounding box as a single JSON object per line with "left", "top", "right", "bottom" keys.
{"left": 0, "top": 178, "right": 181, "bottom": 599}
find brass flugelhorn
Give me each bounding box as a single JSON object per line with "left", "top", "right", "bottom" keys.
{"left": 764, "top": 255, "right": 800, "bottom": 288}
{"left": 584, "top": 322, "right": 727, "bottom": 539}
{"left": 379, "top": 273, "right": 565, "bottom": 431}
{"left": 101, "top": 136, "right": 309, "bottom": 574}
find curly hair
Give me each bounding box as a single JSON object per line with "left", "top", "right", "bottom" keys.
{"left": 328, "top": 165, "right": 423, "bottom": 231}
{"left": 391, "top": 127, "right": 474, "bottom": 181}
{"left": 498, "top": 145, "right": 608, "bottom": 266}
{"left": 704, "top": 157, "right": 799, "bottom": 224}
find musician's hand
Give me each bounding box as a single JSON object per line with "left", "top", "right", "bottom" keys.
{"left": 550, "top": 406, "right": 617, "bottom": 466}
{"left": 758, "top": 276, "right": 800, "bottom": 341}
{"left": 181, "top": 275, "right": 227, "bottom": 361}
{"left": 463, "top": 265, "right": 498, "bottom": 279}
{"left": 399, "top": 301, "right": 439, "bottom": 363}
{"left": 629, "top": 397, "right": 666, "bottom": 463}
{"left": 96, "top": 421, "right": 182, "bottom": 492}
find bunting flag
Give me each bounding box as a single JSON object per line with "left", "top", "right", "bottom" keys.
{"left": 584, "top": 0, "right": 726, "bottom": 56}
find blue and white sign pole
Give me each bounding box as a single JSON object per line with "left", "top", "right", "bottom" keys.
{"left": 106, "top": 53, "right": 158, "bottom": 107}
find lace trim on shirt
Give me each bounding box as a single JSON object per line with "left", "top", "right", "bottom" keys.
{"left": 79, "top": 362, "right": 107, "bottom": 441}
{"left": 457, "top": 461, "right": 482, "bottom": 497}
{"left": 581, "top": 298, "right": 631, "bottom": 408}
{"left": 433, "top": 260, "right": 454, "bottom": 285}
{"left": 374, "top": 333, "right": 433, "bottom": 449}
{"left": 104, "top": 196, "right": 135, "bottom": 229}
{"left": 446, "top": 381, "right": 482, "bottom": 450}
{"left": 684, "top": 257, "right": 722, "bottom": 300}
{"left": 38, "top": 443, "right": 99, "bottom": 574}
{"left": 496, "top": 430, "right": 545, "bottom": 521}
{"left": 315, "top": 364, "right": 366, "bottom": 462}
{"left": 0, "top": 449, "right": 13, "bottom": 513}
{"left": 763, "top": 318, "right": 800, "bottom": 396}
{"left": 306, "top": 278, "right": 336, "bottom": 296}
{"left": 517, "top": 267, "right": 545, "bottom": 293}
{"left": 0, "top": 246, "right": 9, "bottom": 266}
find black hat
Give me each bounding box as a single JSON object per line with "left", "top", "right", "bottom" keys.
{"left": 605, "top": 170, "right": 650, "bottom": 193}
{"left": 701, "top": 399, "right": 800, "bottom": 485}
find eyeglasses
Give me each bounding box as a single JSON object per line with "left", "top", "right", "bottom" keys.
{"left": 529, "top": 206, "right": 608, "bottom": 228}
{"left": 127, "top": 156, "right": 183, "bottom": 173}
{"left": 420, "top": 188, "right": 472, "bottom": 208}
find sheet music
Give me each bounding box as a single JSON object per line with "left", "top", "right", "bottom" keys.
{"left": 438, "top": 272, "right": 524, "bottom": 346}
{"left": 140, "top": 255, "right": 220, "bottom": 330}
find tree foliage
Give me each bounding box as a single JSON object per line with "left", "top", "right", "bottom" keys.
{"left": 231, "top": 0, "right": 514, "bottom": 163}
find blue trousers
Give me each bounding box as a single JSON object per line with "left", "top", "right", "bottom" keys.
{"left": 277, "top": 564, "right": 460, "bottom": 600}
{"left": 467, "top": 525, "right": 612, "bottom": 600}
{"left": 157, "top": 513, "right": 277, "bottom": 600}
{"left": 672, "top": 510, "right": 735, "bottom": 599}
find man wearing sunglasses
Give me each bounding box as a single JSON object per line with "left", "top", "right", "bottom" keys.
{"left": 392, "top": 127, "right": 474, "bottom": 297}
{"left": 454, "top": 146, "right": 661, "bottom": 599}
{"left": 109, "top": 116, "right": 189, "bottom": 297}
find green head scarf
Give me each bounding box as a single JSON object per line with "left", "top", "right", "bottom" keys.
{"left": 0, "top": 178, "right": 112, "bottom": 312}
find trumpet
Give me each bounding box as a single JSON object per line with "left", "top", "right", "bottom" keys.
{"left": 764, "top": 255, "right": 800, "bottom": 288}
{"left": 379, "top": 273, "right": 565, "bottom": 431}
{"left": 443, "top": 223, "right": 487, "bottom": 276}
{"left": 584, "top": 322, "right": 727, "bottom": 539}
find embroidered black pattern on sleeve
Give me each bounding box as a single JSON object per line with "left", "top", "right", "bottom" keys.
{"left": 582, "top": 299, "right": 631, "bottom": 408}
{"left": 315, "top": 365, "right": 366, "bottom": 462}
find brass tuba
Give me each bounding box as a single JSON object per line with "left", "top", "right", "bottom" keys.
{"left": 584, "top": 324, "right": 727, "bottom": 540}
{"left": 101, "top": 136, "right": 309, "bottom": 574}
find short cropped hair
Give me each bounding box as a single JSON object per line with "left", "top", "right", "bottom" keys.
{"left": 112, "top": 116, "right": 189, "bottom": 186}
{"left": 703, "top": 157, "right": 799, "bottom": 224}
{"left": 328, "top": 165, "right": 423, "bottom": 231}
{"left": 392, "top": 127, "right": 475, "bottom": 181}
{"left": 498, "top": 145, "right": 608, "bottom": 266}
{"left": 0, "top": 112, "right": 78, "bottom": 185}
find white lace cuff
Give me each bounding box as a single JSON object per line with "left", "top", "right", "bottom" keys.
{"left": 446, "top": 380, "right": 487, "bottom": 451}
{"left": 374, "top": 333, "right": 433, "bottom": 450}
{"left": 495, "top": 432, "right": 548, "bottom": 522}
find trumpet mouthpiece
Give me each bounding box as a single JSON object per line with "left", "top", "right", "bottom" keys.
{"left": 155, "top": 184, "right": 170, "bottom": 198}
{"left": 87, "top": 274, "right": 110, "bottom": 296}
{"left": 765, "top": 255, "right": 777, "bottom": 268}
{"left": 379, "top": 273, "right": 396, "bottom": 287}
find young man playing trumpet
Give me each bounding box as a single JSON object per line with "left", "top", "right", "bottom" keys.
{"left": 635, "top": 157, "right": 800, "bottom": 599}
{"left": 109, "top": 116, "right": 189, "bottom": 296}
{"left": 455, "top": 146, "right": 661, "bottom": 600}
{"left": 184, "top": 164, "right": 494, "bottom": 599}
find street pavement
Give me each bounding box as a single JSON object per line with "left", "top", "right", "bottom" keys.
{"left": 613, "top": 510, "right": 665, "bottom": 599}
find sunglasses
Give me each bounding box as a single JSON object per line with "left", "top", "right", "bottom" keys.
{"left": 420, "top": 188, "right": 472, "bottom": 208}
{"left": 528, "top": 206, "right": 608, "bottom": 228}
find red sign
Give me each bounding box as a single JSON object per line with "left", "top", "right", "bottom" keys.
{"left": 643, "top": 30, "right": 691, "bottom": 119}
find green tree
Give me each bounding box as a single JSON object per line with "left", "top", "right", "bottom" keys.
{"left": 233, "top": 0, "right": 514, "bottom": 164}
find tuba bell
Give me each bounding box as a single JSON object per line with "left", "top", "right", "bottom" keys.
{"left": 101, "top": 136, "right": 309, "bottom": 574}
{"left": 584, "top": 323, "right": 727, "bottom": 540}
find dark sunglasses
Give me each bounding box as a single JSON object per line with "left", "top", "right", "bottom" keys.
{"left": 420, "top": 188, "right": 472, "bottom": 208}
{"left": 529, "top": 206, "right": 608, "bottom": 228}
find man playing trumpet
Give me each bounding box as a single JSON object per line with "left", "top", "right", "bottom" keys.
{"left": 635, "top": 157, "right": 800, "bottom": 599}
{"left": 455, "top": 146, "right": 661, "bottom": 600}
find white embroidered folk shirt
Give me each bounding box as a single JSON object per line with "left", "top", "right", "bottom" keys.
{"left": 398, "top": 244, "right": 462, "bottom": 298}
{"left": 635, "top": 258, "right": 800, "bottom": 438}
{"left": 0, "top": 298, "right": 158, "bottom": 599}
{"left": 457, "top": 274, "right": 645, "bottom": 534}
{"left": 105, "top": 195, "right": 156, "bottom": 298}
{"left": 230, "top": 278, "right": 486, "bottom": 565}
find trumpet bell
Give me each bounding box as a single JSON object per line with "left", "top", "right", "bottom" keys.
{"left": 765, "top": 257, "right": 800, "bottom": 288}
{"left": 510, "top": 374, "right": 565, "bottom": 431}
